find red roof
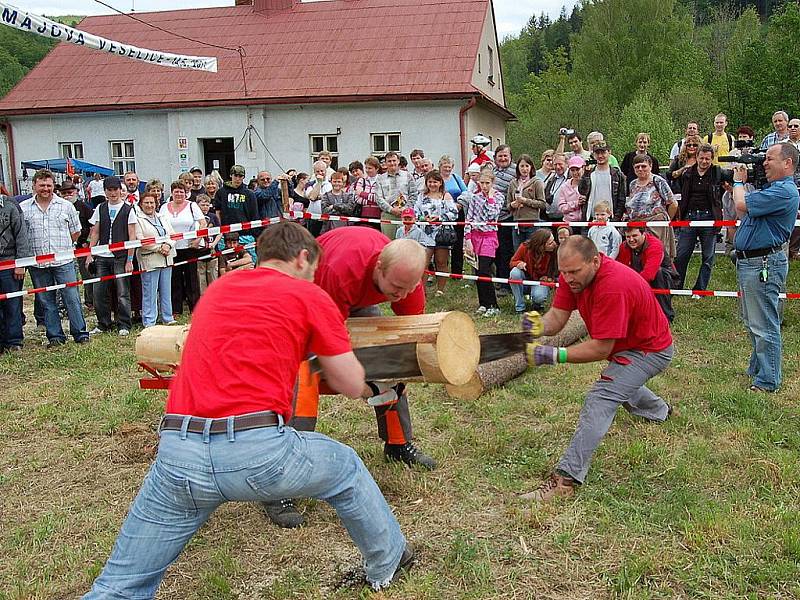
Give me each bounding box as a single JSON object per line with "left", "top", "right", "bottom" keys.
{"left": 0, "top": 0, "right": 505, "bottom": 115}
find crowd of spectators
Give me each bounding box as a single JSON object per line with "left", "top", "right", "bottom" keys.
{"left": 1, "top": 110, "right": 799, "bottom": 361}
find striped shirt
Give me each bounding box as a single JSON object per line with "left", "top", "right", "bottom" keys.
{"left": 19, "top": 195, "right": 81, "bottom": 267}
{"left": 760, "top": 131, "right": 790, "bottom": 150}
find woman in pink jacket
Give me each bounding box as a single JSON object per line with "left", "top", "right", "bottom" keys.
{"left": 557, "top": 155, "right": 586, "bottom": 225}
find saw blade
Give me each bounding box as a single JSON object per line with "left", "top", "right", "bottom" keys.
{"left": 478, "top": 332, "right": 532, "bottom": 363}
{"left": 354, "top": 343, "right": 422, "bottom": 380}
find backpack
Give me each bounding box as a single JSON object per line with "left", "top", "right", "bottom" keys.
{"left": 705, "top": 132, "right": 734, "bottom": 152}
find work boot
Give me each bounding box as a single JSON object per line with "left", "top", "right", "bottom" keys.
{"left": 261, "top": 498, "right": 305, "bottom": 528}
{"left": 384, "top": 442, "right": 436, "bottom": 470}
{"left": 519, "top": 472, "right": 577, "bottom": 501}
{"left": 368, "top": 545, "right": 416, "bottom": 591}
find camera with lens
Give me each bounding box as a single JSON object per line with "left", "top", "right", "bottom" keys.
{"left": 559, "top": 128, "right": 576, "bottom": 137}
{"left": 718, "top": 140, "right": 767, "bottom": 189}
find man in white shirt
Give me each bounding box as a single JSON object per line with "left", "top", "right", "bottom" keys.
{"left": 670, "top": 122, "right": 700, "bottom": 160}
{"left": 86, "top": 176, "right": 139, "bottom": 336}
{"left": 19, "top": 169, "right": 89, "bottom": 347}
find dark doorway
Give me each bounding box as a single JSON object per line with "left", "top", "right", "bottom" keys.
{"left": 202, "top": 138, "right": 235, "bottom": 179}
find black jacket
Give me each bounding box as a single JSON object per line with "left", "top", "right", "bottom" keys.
{"left": 677, "top": 165, "right": 725, "bottom": 221}
{"left": 620, "top": 152, "right": 660, "bottom": 184}
{"left": 578, "top": 166, "right": 627, "bottom": 221}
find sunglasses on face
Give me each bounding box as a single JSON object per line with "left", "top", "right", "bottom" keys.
{"left": 789, "top": 124, "right": 800, "bottom": 128}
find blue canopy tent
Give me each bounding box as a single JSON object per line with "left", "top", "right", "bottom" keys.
{"left": 21, "top": 158, "right": 115, "bottom": 176}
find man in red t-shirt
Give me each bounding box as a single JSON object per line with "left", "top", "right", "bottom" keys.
{"left": 85, "top": 223, "right": 414, "bottom": 597}
{"left": 263, "top": 227, "right": 434, "bottom": 527}
{"left": 520, "top": 235, "right": 674, "bottom": 502}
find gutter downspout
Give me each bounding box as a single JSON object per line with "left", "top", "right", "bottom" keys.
{"left": 1, "top": 121, "right": 18, "bottom": 195}
{"left": 458, "top": 96, "right": 477, "bottom": 174}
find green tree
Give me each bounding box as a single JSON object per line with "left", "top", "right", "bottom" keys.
{"left": 607, "top": 93, "right": 680, "bottom": 163}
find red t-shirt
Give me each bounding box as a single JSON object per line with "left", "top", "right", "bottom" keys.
{"left": 315, "top": 227, "right": 426, "bottom": 318}
{"left": 552, "top": 255, "right": 672, "bottom": 355}
{"left": 167, "top": 268, "right": 352, "bottom": 419}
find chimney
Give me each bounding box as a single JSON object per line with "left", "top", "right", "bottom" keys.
{"left": 235, "top": 0, "right": 253, "bottom": 5}
{"left": 253, "top": 0, "right": 297, "bottom": 11}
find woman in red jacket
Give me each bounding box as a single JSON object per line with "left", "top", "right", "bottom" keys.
{"left": 509, "top": 228, "right": 558, "bottom": 313}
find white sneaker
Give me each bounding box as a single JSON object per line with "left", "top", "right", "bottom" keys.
{"left": 88, "top": 327, "right": 104, "bottom": 335}
{"left": 484, "top": 307, "right": 501, "bottom": 317}
{"left": 691, "top": 293, "right": 701, "bottom": 300}
{"left": 118, "top": 328, "right": 130, "bottom": 337}
{"left": 475, "top": 306, "right": 487, "bottom": 315}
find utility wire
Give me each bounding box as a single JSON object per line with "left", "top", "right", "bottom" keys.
{"left": 90, "top": 0, "right": 249, "bottom": 95}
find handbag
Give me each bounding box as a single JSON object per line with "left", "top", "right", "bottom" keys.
{"left": 435, "top": 224, "right": 457, "bottom": 246}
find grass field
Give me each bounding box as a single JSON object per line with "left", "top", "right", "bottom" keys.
{"left": 1, "top": 256, "right": 799, "bottom": 599}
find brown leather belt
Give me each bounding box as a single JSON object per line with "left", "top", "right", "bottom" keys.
{"left": 159, "top": 411, "right": 280, "bottom": 434}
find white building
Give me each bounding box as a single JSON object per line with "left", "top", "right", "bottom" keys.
{"left": 0, "top": 0, "right": 512, "bottom": 191}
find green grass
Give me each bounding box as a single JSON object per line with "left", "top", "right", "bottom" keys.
{"left": 1, "top": 257, "right": 799, "bottom": 599}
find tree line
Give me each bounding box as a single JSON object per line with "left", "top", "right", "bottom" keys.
{"left": 500, "top": 0, "right": 800, "bottom": 162}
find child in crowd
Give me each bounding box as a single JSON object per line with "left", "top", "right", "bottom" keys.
{"left": 509, "top": 228, "right": 558, "bottom": 314}
{"left": 219, "top": 232, "right": 254, "bottom": 275}
{"left": 587, "top": 200, "right": 622, "bottom": 258}
{"left": 464, "top": 166, "right": 503, "bottom": 317}
{"left": 320, "top": 168, "right": 358, "bottom": 233}
{"left": 396, "top": 208, "right": 435, "bottom": 278}
{"left": 556, "top": 225, "right": 573, "bottom": 245}
{"left": 466, "top": 163, "right": 481, "bottom": 193}
{"left": 195, "top": 195, "right": 222, "bottom": 294}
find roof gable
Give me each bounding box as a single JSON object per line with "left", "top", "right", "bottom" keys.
{"left": 0, "top": 0, "right": 499, "bottom": 114}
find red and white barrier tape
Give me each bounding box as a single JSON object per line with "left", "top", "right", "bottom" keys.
{"left": 4, "top": 210, "right": 795, "bottom": 273}
{"left": 424, "top": 270, "right": 800, "bottom": 300}
{"left": 0, "top": 243, "right": 253, "bottom": 302}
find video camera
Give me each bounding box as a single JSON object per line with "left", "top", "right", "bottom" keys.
{"left": 718, "top": 140, "right": 767, "bottom": 189}
{"left": 559, "top": 128, "right": 576, "bottom": 137}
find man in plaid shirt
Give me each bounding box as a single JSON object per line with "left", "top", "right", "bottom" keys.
{"left": 20, "top": 169, "right": 89, "bottom": 347}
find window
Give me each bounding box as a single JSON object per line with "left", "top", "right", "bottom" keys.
{"left": 310, "top": 134, "right": 339, "bottom": 169}
{"left": 477, "top": 52, "right": 482, "bottom": 74}
{"left": 371, "top": 133, "right": 401, "bottom": 157}
{"left": 110, "top": 140, "right": 136, "bottom": 175}
{"left": 487, "top": 46, "right": 495, "bottom": 86}
{"left": 59, "top": 142, "right": 84, "bottom": 160}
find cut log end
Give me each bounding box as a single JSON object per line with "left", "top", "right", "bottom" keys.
{"left": 415, "top": 311, "right": 480, "bottom": 385}
{"left": 134, "top": 325, "right": 191, "bottom": 372}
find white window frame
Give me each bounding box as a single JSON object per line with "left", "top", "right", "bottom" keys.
{"left": 59, "top": 141, "right": 84, "bottom": 160}
{"left": 109, "top": 140, "right": 136, "bottom": 175}
{"left": 309, "top": 134, "right": 339, "bottom": 169}
{"left": 370, "top": 132, "right": 401, "bottom": 157}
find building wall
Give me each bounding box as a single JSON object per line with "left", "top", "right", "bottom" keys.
{"left": 5, "top": 100, "right": 466, "bottom": 189}
{"left": 470, "top": 4, "right": 505, "bottom": 108}
{"left": 465, "top": 104, "right": 507, "bottom": 156}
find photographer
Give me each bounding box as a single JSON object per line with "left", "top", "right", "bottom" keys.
{"left": 556, "top": 129, "right": 591, "bottom": 161}
{"left": 732, "top": 143, "right": 799, "bottom": 393}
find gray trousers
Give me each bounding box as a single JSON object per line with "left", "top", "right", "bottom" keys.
{"left": 558, "top": 345, "right": 674, "bottom": 484}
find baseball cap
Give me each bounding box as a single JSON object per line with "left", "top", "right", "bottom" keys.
{"left": 103, "top": 175, "right": 122, "bottom": 189}
{"left": 230, "top": 164, "right": 246, "bottom": 177}
{"left": 591, "top": 141, "right": 610, "bottom": 152}
{"left": 567, "top": 156, "right": 586, "bottom": 169}
{"left": 189, "top": 166, "right": 203, "bottom": 174}
{"left": 401, "top": 207, "right": 415, "bottom": 218}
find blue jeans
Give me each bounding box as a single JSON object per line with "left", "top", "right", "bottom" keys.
{"left": 84, "top": 419, "right": 406, "bottom": 598}
{"left": 140, "top": 267, "right": 174, "bottom": 327}
{"left": 737, "top": 252, "right": 787, "bottom": 391}
{"left": 674, "top": 210, "right": 719, "bottom": 290}
{"left": 0, "top": 268, "right": 24, "bottom": 348}
{"left": 28, "top": 263, "right": 87, "bottom": 342}
{"left": 509, "top": 267, "right": 550, "bottom": 312}
{"left": 512, "top": 225, "right": 535, "bottom": 251}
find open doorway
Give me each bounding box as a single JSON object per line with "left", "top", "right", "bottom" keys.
{"left": 202, "top": 138, "right": 235, "bottom": 179}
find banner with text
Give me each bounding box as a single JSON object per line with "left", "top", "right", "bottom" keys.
{"left": 0, "top": 2, "right": 218, "bottom": 73}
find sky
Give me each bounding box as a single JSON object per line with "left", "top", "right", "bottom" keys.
{"left": 12, "top": 0, "right": 577, "bottom": 39}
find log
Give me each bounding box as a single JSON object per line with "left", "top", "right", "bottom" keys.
{"left": 347, "top": 312, "right": 480, "bottom": 386}
{"left": 136, "top": 311, "right": 481, "bottom": 386}
{"left": 444, "top": 312, "right": 587, "bottom": 400}
{"left": 539, "top": 312, "right": 587, "bottom": 347}
{"left": 445, "top": 353, "right": 529, "bottom": 401}
{"left": 134, "top": 325, "right": 191, "bottom": 372}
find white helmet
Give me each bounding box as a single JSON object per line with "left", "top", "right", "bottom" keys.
{"left": 470, "top": 134, "right": 491, "bottom": 147}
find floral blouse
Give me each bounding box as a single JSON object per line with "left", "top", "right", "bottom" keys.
{"left": 626, "top": 175, "right": 674, "bottom": 219}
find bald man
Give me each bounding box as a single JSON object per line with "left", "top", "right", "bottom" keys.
{"left": 262, "top": 227, "right": 435, "bottom": 528}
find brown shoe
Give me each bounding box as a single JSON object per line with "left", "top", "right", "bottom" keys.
{"left": 519, "top": 473, "right": 577, "bottom": 501}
